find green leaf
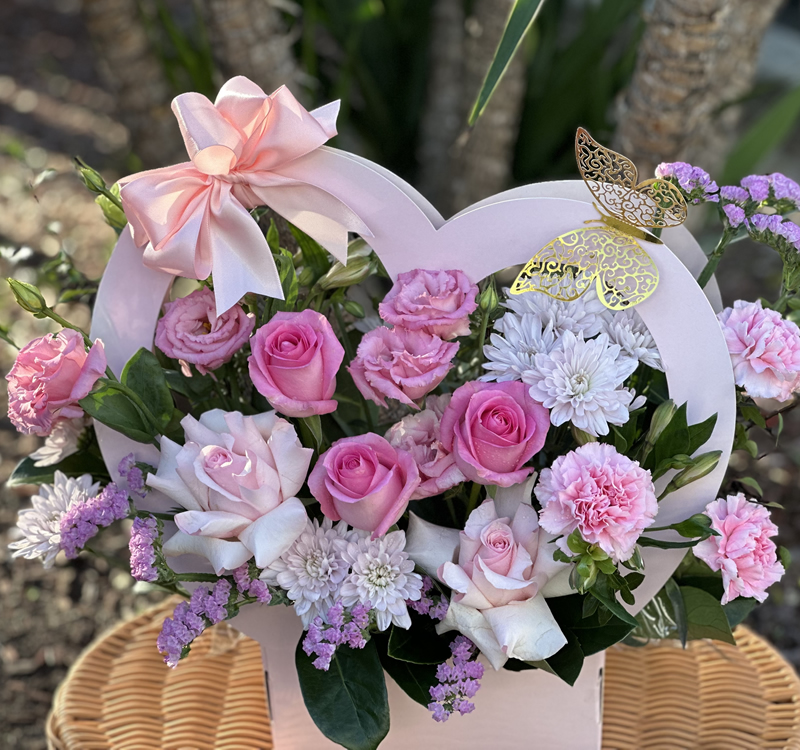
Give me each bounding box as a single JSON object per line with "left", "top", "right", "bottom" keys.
{"left": 543, "top": 630, "right": 584, "bottom": 686}
{"left": 296, "top": 638, "right": 390, "bottom": 750}
{"left": 680, "top": 585, "right": 736, "bottom": 645}
{"left": 739, "top": 403, "right": 766, "bottom": 429}
{"left": 266, "top": 219, "right": 281, "bottom": 252}
{"left": 387, "top": 620, "right": 452, "bottom": 665}
{"left": 121, "top": 348, "right": 174, "bottom": 432}
{"left": 687, "top": 412, "right": 717, "bottom": 454}
{"left": 638, "top": 536, "right": 701, "bottom": 550}
{"left": 722, "top": 597, "right": 757, "bottom": 629}
{"left": 290, "top": 225, "right": 332, "bottom": 281}
{"left": 8, "top": 451, "right": 110, "bottom": 488}
{"left": 273, "top": 248, "right": 300, "bottom": 313}
{"left": 646, "top": 403, "right": 690, "bottom": 471}
{"left": 738, "top": 476, "right": 763, "bottom": 497}
{"left": 665, "top": 578, "right": 687, "bottom": 647}
{"left": 79, "top": 385, "right": 155, "bottom": 444}
{"left": 297, "top": 414, "right": 324, "bottom": 452}
{"left": 589, "top": 577, "right": 639, "bottom": 629}
{"left": 378, "top": 651, "right": 438, "bottom": 706}
{"left": 722, "top": 83, "right": 800, "bottom": 184}
{"left": 671, "top": 514, "right": 714, "bottom": 539}
{"left": 468, "top": 0, "right": 549, "bottom": 125}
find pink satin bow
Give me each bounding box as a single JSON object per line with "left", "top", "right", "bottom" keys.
{"left": 119, "top": 76, "right": 372, "bottom": 314}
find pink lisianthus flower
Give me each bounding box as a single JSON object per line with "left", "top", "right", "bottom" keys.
{"left": 385, "top": 394, "right": 465, "bottom": 499}
{"left": 694, "top": 493, "right": 784, "bottom": 604}
{"left": 248, "top": 309, "right": 344, "bottom": 418}
{"left": 147, "top": 409, "right": 313, "bottom": 574}
{"left": 439, "top": 380, "right": 550, "bottom": 487}
{"left": 155, "top": 287, "right": 254, "bottom": 375}
{"left": 378, "top": 269, "right": 478, "bottom": 340}
{"left": 308, "top": 433, "right": 420, "bottom": 537}
{"left": 6, "top": 329, "right": 107, "bottom": 436}
{"left": 534, "top": 442, "right": 657, "bottom": 563}
{"left": 717, "top": 300, "right": 800, "bottom": 402}
{"left": 349, "top": 327, "right": 458, "bottom": 409}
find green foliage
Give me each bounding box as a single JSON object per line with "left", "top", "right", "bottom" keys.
{"left": 469, "top": 0, "right": 549, "bottom": 125}
{"left": 387, "top": 615, "right": 453, "bottom": 665}
{"left": 296, "top": 638, "right": 390, "bottom": 750}
{"left": 80, "top": 383, "right": 157, "bottom": 445}
{"left": 722, "top": 83, "right": 800, "bottom": 185}
{"left": 121, "top": 349, "right": 175, "bottom": 433}
{"left": 8, "top": 451, "right": 110, "bottom": 488}
{"left": 377, "top": 643, "right": 438, "bottom": 706}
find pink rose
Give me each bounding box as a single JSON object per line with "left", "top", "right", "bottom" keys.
{"left": 405, "top": 483, "right": 568, "bottom": 669}
{"left": 378, "top": 269, "right": 478, "bottom": 340}
{"left": 718, "top": 300, "right": 800, "bottom": 401}
{"left": 248, "top": 309, "right": 344, "bottom": 418}
{"left": 309, "top": 433, "right": 420, "bottom": 537}
{"left": 348, "top": 327, "right": 458, "bottom": 408}
{"left": 535, "top": 442, "right": 657, "bottom": 563}
{"left": 6, "top": 329, "right": 107, "bottom": 436}
{"left": 694, "top": 493, "right": 784, "bottom": 604}
{"left": 155, "top": 287, "right": 254, "bottom": 375}
{"left": 148, "top": 409, "right": 313, "bottom": 573}
{"left": 439, "top": 380, "right": 550, "bottom": 487}
{"left": 385, "top": 395, "right": 465, "bottom": 499}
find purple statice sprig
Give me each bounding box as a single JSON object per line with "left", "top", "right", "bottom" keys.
{"left": 59, "top": 482, "right": 130, "bottom": 559}
{"left": 408, "top": 576, "right": 449, "bottom": 621}
{"left": 427, "top": 636, "right": 484, "bottom": 722}
{"left": 129, "top": 514, "right": 161, "bottom": 583}
{"left": 157, "top": 579, "right": 234, "bottom": 668}
{"left": 302, "top": 599, "right": 373, "bottom": 671}
{"left": 746, "top": 213, "right": 800, "bottom": 254}
{"left": 655, "top": 162, "right": 719, "bottom": 204}
{"left": 233, "top": 561, "right": 272, "bottom": 604}
{"left": 117, "top": 453, "right": 148, "bottom": 498}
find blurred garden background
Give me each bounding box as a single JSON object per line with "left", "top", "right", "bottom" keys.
{"left": 2, "top": 0, "right": 800, "bottom": 746}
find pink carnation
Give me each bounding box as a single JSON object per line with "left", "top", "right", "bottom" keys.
{"left": 385, "top": 395, "right": 465, "bottom": 499}
{"left": 717, "top": 300, "right": 800, "bottom": 402}
{"left": 6, "top": 329, "right": 107, "bottom": 436}
{"left": 378, "top": 269, "right": 478, "bottom": 340}
{"left": 155, "top": 287, "right": 254, "bottom": 375}
{"left": 694, "top": 493, "right": 784, "bottom": 604}
{"left": 534, "top": 442, "right": 657, "bottom": 563}
{"left": 349, "top": 327, "right": 458, "bottom": 409}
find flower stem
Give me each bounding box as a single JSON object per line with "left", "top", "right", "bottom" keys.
{"left": 697, "top": 228, "right": 736, "bottom": 289}
{"left": 465, "top": 482, "right": 482, "bottom": 516}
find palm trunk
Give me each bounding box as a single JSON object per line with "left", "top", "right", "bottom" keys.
{"left": 81, "top": 0, "right": 182, "bottom": 168}
{"left": 202, "top": 0, "right": 303, "bottom": 98}
{"left": 615, "top": 0, "right": 784, "bottom": 177}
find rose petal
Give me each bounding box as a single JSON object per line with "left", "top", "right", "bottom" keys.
{"left": 162, "top": 530, "right": 252, "bottom": 575}
{"left": 237, "top": 496, "right": 308, "bottom": 567}
{"left": 401, "top": 512, "right": 461, "bottom": 578}
{"left": 436, "top": 601, "right": 507, "bottom": 671}
{"left": 482, "top": 595, "right": 567, "bottom": 663}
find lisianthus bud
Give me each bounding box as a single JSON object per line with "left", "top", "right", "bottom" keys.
{"left": 74, "top": 158, "right": 107, "bottom": 193}
{"left": 343, "top": 300, "right": 365, "bottom": 318}
{"left": 662, "top": 450, "right": 722, "bottom": 498}
{"left": 478, "top": 283, "right": 498, "bottom": 313}
{"left": 317, "top": 240, "right": 374, "bottom": 290}
{"left": 95, "top": 184, "right": 126, "bottom": 230}
{"left": 571, "top": 425, "right": 597, "bottom": 445}
{"left": 642, "top": 399, "right": 676, "bottom": 460}
{"left": 7, "top": 278, "right": 47, "bottom": 315}
{"left": 297, "top": 266, "right": 315, "bottom": 287}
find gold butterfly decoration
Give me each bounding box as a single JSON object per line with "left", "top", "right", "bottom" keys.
{"left": 510, "top": 128, "right": 688, "bottom": 310}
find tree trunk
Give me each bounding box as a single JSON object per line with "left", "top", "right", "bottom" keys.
{"left": 416, "top": 0, "right": 527, "bottom": 216}
{"left": 615, "top": 0, "right": 784, "bottom": 178}
{"left": 202, "top": 0, "right": 303, "bottom": 98}
{"left": 81, "top": 0, "right": 183, "bottom": 168}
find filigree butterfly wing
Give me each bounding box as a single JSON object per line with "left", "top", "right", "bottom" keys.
{"left": 510, "top": 227, "right": 601, "bottom": 300}
{"left": 575, "top": 127, "right": 687, "bottom": 229}
{"left": 593, "top": 227, "right": 659, "bottom": 310}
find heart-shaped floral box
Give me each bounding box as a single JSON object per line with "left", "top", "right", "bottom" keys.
{"left": 92, "top": 146, "right": 735, "bottom": 749}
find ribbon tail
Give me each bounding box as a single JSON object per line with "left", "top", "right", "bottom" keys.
{"left": 210, "top": 197, "right": 284, "bottom": 315}
{"left": 251, "top": 182, "right": 371, "bottom": 265}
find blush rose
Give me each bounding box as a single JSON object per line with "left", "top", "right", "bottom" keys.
{"left": 385, "top": 394, "right": 465, "bottom": 499}
{"left": 7, "top": 329, "right": 107, "bottom": 436}
{"left": 439, "top": 380, "right": 550, "bottom": 487}
{"left": 155, "top": 287, "right": 254, "bottom": 375}
{"left": 248, "top": 309, "right": 344, "bottom": 418}
{"left": 349, "top": 327, "right": 459, "bottom": 408}
{"left": 308, "top": 433, "right": 420, "bottom": 537}
{"left": 378, "top": 269, "right": 478, "bottom": 340}
{"left": 148, "top": 409, "right": 313, "bottom": 574}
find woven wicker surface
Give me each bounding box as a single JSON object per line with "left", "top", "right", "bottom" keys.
{"left": 46, "top": 597, "right": 800, "bottom": 750}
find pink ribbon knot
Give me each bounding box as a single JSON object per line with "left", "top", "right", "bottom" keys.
{"left": 119, "top": 76, "right": 372, "bottom": 314}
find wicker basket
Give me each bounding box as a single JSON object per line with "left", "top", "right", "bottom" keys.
{"left": 46, "top": 598, "right": 800, "bottom": 750}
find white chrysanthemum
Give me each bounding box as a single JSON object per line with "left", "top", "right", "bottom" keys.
{"left": 503, "top": 288, "right": 606, "bottom": 338}
{"left": 262, "top": 517, "right": 361, "bottom": 626}
{"left": 601, "top": 310, "right": 663, "bottom": 371}
{"left": 8, "top": 471, "right": 99, "bottom": 568}
{"left": 339, "top": 530, "right": 423, "bottom": 631}
{"left": 481, "top": 312, "right": 560, "bottom": 382}
{"left": 522, "top": 331, "right": 639, "bottom": 436}
{"left": 30, "top": 418, "right": 86, "bottom": 467}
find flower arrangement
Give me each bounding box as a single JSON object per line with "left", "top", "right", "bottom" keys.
{"left": 4, "top": 78, "right": 796, "bottom": 750}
